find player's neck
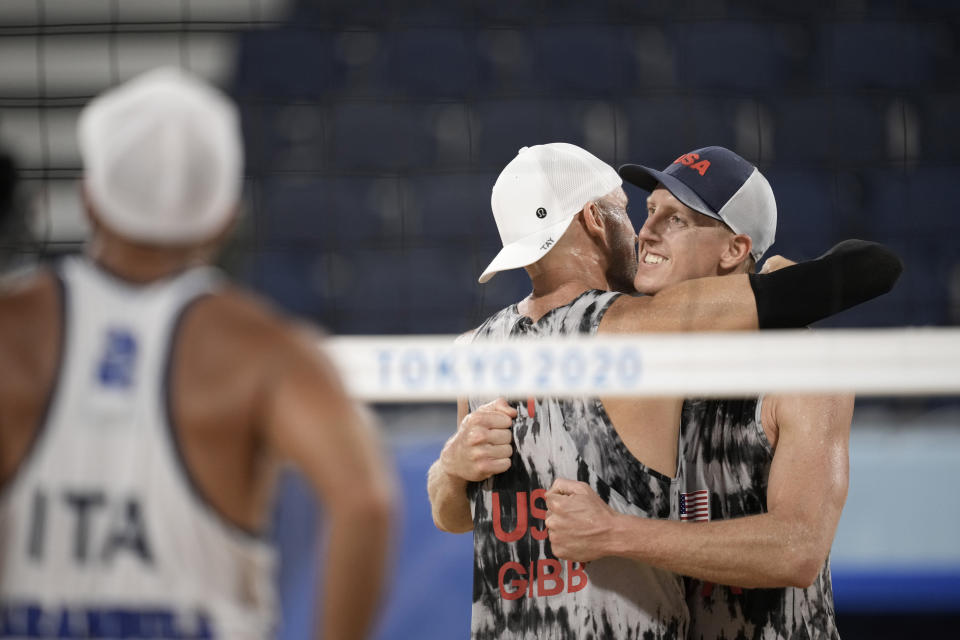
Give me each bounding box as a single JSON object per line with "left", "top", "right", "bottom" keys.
{"left": 519, "top": 263, "right": 610, "bottom": 322}
{"left": 86, "top": 234, "right": 205, "bottom": 284}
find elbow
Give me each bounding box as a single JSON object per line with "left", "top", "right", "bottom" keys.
{"left": 431, "top": 509, "right": 473, "bottom": 534}
{"left": 782, "top": 543, "right": 827, "bottom": 588}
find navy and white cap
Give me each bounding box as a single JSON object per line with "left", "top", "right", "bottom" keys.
{"left": 619, "top": 146, "right": 776, "bottom": 260}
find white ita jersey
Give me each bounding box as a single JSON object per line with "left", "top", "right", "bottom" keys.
{"left": 0, "top": 257, "right": 277, "bottom": 640}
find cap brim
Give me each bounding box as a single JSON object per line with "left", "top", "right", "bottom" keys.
{"left": 478, "top": 214, "right": 578, "bottom": 283}
{"left": 618, "top": 164, "right": 722, "bottom": 222}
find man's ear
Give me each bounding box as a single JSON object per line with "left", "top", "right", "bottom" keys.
{"left": 580, "top": 201, "right": 606, "bottom": 242}
{"left": 719, "top": 233, "right": 753, "bottom": 270}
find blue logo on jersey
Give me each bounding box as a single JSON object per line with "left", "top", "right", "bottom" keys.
{"left": 97, "top": 328, "right": 138, "bottom": 389}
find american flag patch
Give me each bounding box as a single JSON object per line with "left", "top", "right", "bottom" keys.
{"left": 680, "top": 490, "right": 710, "bottom": 522}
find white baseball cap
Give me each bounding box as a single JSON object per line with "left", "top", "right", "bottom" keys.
{"left": 77, "top": 67, "right": 243, "bottom": 245}
{"left": 479, "top": 143, "right": 622, "bottom": 283}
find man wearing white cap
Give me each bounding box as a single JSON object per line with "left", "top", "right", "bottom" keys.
{"left": 0, "top": 68, "right": 393, "bottom": 640}
{"left": 427, "top": 143, "right": 900, "bottom": 638}
{"left": 544, "top": 147, "right": 854, "bottom": 639}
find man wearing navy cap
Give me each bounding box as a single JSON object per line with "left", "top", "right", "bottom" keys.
{"left": 429, "top": 142, "right": 900, "bottom": 638}
{"left": 545, "top": 146, "right": 850, "bottom": 640}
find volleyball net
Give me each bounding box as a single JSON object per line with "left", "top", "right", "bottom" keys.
{"left": 327, "top": 328, "right": 960, "bottom": 402}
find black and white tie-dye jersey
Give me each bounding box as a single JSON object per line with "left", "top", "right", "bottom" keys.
{"left": 467, "top": 289, "right": 687, "bottom": 640}
{"left": 678, "top": 398, "right": 840, "bottom": 640}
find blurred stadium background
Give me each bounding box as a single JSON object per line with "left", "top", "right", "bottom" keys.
{"left": 1, "top": 1, "right": 958, "bottom": 638}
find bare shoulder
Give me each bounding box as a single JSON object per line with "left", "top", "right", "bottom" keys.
{"left": 184, "top": 284, "right": 336, "bottom": 388}
{"left": 0, "top": 267, "right": 60, "bottom": 340}
{"left": 764, "top": 393, "right": 855, "bottom": 434}
{"left": 189, "top": 284, "right": 321, "bottom": 357}
{"left": 0, "top": 265, "right": 58, "bottom": 307}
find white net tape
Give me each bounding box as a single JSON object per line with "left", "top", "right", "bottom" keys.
{"left": 326, "top": 328, "right": 960, "bottom": 402}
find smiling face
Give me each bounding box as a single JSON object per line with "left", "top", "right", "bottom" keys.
{"left": 634, "top": 185, "right": 736, "bottom": 295}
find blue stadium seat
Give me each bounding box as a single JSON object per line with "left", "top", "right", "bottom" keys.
{"left": 392, "top": 1, "right": 472, "bottom": 26}
{"left": 818, "top": 247, "right": 952, "bottom": 328}
{"left": 258, "top": 176, "right": 404, "bottom": 247}
{"left": 381, "top": 29, "right": 478, "bottom": 97}
{"left": 819, "top": 22, "right": 941, "bottom": 89}
{"left": 673, "top": 22, "right": 804, "bottom": 90}
{"left": 863, "top": 168, "right": 960, "bottom": 239}
{"left": 246, "top": 250, "right": 327, "bottom": 319}
{"left": 620, "top": 25, "right": 679, "bottom": 89}
{"left": 422, "top": 102, "right": 473, "bottom": 169}
{"left": 469, "top": 99, "right": 625, "bottom": 168}
{"left": 472, "top": 0, "right": 546, "bottom": 25}
{"left": 608, "top": 0, "right": 682, "bottom": 20}
{"left": 920, "top": 94, "right": 960, "bottom": 162}
{"left": 476, "top": 28, "right": 539, "bottom": 95}
{"left": 233, "top": 29, "right": 346, "bottom": 99}
{"left": 531, "top": 26, "right": 629, "bottom": 95}
{"left": 770, "top": 96, "right": 886, "bottom": 165}
{"left": 621, "top": 97, "right": 737, "bottom": 170}
{"left": 763, "top": 169, "right": 839, "bottom": 260}
{"left": 404, "top": 173, "right": 498, "bottom": 242}
{"left": 329, "top": 103, "right": 434, "bottom": 169}
{"left": 239, "top": 103, "right": 326, "bottom": 176}
{"left": 327, "top": 248, "right": 479, "bottom": 333}
{"left": 904, "top": 168, "right": 960, "bottom": 241}
{"left": 860, "top": 169, "right": 908, "bottom": 239}
{"left": 468, "top": 100, "right": 552, "bottom": 167}
{"left": 474, "top": 267, "right": 533, "bottom": 320}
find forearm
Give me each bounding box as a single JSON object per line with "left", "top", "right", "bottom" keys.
{"left": 608, "top": 512, "right": 822, "bottom": 589}
{"left": 319, "top": 494, "right": 393, "bottom": 640}
{"left": 749, "top": 239, "right": 902, "bottom": 329}
{"left": 427, "top": 459, "right": 474, "bottom": 533}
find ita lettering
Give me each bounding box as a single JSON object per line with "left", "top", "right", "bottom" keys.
{"left": 27, "top": 487, "right": 154, "bottom": 566}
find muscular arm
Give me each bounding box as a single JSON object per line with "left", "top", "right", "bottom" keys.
{"left": 427, "top": 398, "right": 474, "bottom": 533}
{"left": 546, "top": 393, "right": 853, "bottom": 588}
{"left": 427, "top": 397, "right": 516, "bottom": 533}
{"left": 602, "top": 239, "right": 902, "bottom": 334}
{"left": 265, "top": 328, "right": 395, "bottom": 640}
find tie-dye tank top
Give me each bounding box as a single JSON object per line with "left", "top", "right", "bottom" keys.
{"left": 678, "top": 398, "right": 840, "bottom": 640}
{"left": 467, "top": 289, "right": 687, "bottom": 640}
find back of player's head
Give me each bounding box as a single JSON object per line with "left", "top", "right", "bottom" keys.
{"left": 479, "top": 142, "right": 622, "bottom": 283}
{"left": 77, "top": 67, "right": 242, "bottom": 245}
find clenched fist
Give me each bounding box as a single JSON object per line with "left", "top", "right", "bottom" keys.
{"left": 439, "top": 398, "right": 517, "bottom": 483}
{"left": 545, "top": 478, "right": 620, "bottom": 563}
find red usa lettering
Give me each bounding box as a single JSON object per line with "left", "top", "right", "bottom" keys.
{"left": 673, "top": 152, "right": 711, "bottom": 176}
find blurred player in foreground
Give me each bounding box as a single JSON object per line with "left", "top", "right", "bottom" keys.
{"left": 427, "top": 143, "right": 900, "bottom": 638}
{"left": 545, "top": 147, "right": 858, "bottom": 639}
{"left": 0, "top": 68, "right": 393, "bottom": 640}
